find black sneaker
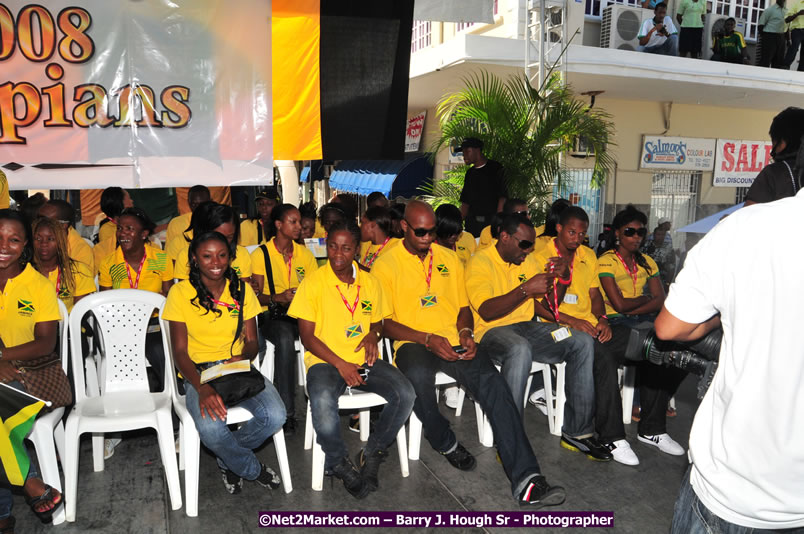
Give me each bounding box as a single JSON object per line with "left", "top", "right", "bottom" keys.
{"left": 348, "top": 416, "right": 360, "bottom": 434}
{"left": 219, "top": 466, "right": 243, "bottom": 495}
{"left": 440, "top": 442, "right": 476, "bottom": 471}
{"left": 326, "top": 457, "right": 370, "bottom": 499}
{"left": 519, "top": 475, "right": 566, "bottom": 508}
{"left": 560, "top": 436, "right": 613, "bottom": 461}
{"left": 283, "top": 417, "right": 297, "bottom": 436}
{"left": 255, "top": 463, "right": 281, "bottom": 489}
{"left": 355, "top": 448, "right": 387, "bottom": 491}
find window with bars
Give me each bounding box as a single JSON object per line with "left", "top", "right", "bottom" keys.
{"left": 411, "top": 20, "right": 432, "bottom": 53}
{"left": 585, "top": 0, "right": 641, "bottom": 20}
{"left": 553, "top": 169, "right": 606, "bottom": 249}
{"left": 711, "top": 0, "right": 767, "bottom": 41}
{"left": 650, "top": 171, "right": 700, "bottom": 246}
{"left": 735, "top": 186, "right": 750, "bottom": 204}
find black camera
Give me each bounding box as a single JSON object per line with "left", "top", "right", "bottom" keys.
{"left": 624, "top": 323, "right": 722, "bottom": 399}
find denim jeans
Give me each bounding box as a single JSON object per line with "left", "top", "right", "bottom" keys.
{"left": 784, "top": 28, "right": 804, "bottom": 70}
{"left": 481, "top": 320, "right": 596, "bottom": 438}
{"left": 395, "top": 343, "right": 542, "bottom": 498}
{"left": 0, "top": 381, "right": 41, "bottom": 520}
{"left": 184, "top": 377, "right": 285, "bottom": 480}
{"left": 307, "top": 359, "right": 415, "bottom": 470}
{"left": 260, "top": 315, "right": 299, "bottom": 418}
{"left": 670, "top": 466, "right": 804, "bottom": 533}
{"left": 642, "top": 35, "right": 677, "bottom": 55}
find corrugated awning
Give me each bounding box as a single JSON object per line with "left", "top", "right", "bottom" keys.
{"left": 328, "top": 155, "right": 433, "bottom": 198}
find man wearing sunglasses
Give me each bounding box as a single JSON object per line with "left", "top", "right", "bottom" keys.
{"left": 466, "top": 213, "right": 608, "bottom": 457}
{"left": 458, "top": 137, "right": 508, "bottom": 238}
{"left": 371, "top": 201, "right": 566, "bottom": 508}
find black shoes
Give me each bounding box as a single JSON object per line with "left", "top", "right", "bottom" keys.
{"left": 441, "top": 442, "right": 476, "bottom": 471}
{"left": 560, "top": 435, "right": 613, "bottom": 461}
{"left": 355, "top": 448, "right": 387, "bottom": 491}
{"left": 326, "top": 457, "right": 370, "bottom": 499}
{"left": 219, "top": 466, "right": 243, "bottom": 495}
{"left": 255, "top": 463, "right": 281, "bottom": 489}
{"left": 283, "top": 416, "right": 297, "bottom": 436}
{"left": 519, "top": 475, "right": 566, "bottom": 508}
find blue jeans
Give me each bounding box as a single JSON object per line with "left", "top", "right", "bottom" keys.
{"left": 481, "top": 320, "right": 596, "bottom": 438}
{"left": 642, "top": 35, "right": 678, "bottom": 55}
{"left": 0, "top": 381, "right": 41, "bottom": 521}
{"left": 261, "top": 315, "right": 299, "bottom": 418}
{"left": 184, "top": 377, "right": 285, "bottom": 480}
{"left": 395, "top": 343, "right": 542, "bottom": 499}
{"left": 670, "top": 466, "right": 804, "bottom": 533}
{"left": 784, "top": 28, "right": 804, "bottom": 70}
{"left": 307, "top": 359, "right": 415, "bottom": 470}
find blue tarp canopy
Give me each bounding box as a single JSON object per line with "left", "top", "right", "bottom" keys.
{"left": 328, "top": 155, "right": 433, "bottom": 198}
{"left": 299, "top": 160, "right": 327, "bottom": 183}
{"left": 677, "top": 203, "right": 744, "bottom": 233}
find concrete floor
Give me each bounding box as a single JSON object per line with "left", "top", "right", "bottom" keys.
{"left": 12, "top": 376, "right": 697, "bottom": 533}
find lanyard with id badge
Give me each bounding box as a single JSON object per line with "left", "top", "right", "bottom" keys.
{"left": 336, "top": 283, "right": 363, "bottom": 339}
{"left": 418, "top": 251, "right": 438, "bottom": 309}
{"left": 547, "top": 239, "right": 574, "bottom": 343}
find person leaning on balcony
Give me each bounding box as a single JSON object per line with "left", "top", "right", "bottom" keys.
{"left": 638, "top": 3, "right": 679, "bottom": 55}
{"left": 711, "top": 18, "right": 750, "bottom": 64}
{"left": 458, "top": 137, "right": 508, "bottom": 238}
{"left": 758, "top": 0, "right": 789, "bottom": 68}
{"left": 744, "top": 107, "right": 804, "bottom": 205}
{"left": 783, "top": 0, "right": 804, "bottom": 70}
{"left": 676, "top": 0, "right": 707, "bottom": 58}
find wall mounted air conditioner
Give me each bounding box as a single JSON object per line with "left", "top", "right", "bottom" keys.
{"left": 600, "top": 5, "right": 649, "bottom": 52}
{"left": 570, "top": 136, "right": 602, "bottom": 157}
{"left": 703, "top": 14, "right": 747, "bottom": 60}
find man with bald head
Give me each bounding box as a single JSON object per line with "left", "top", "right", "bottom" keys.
{"left": 40, "top": 199, "right": 95, "bottom": 273}
{"left": 371, "top": 201, "right": 566, "bottom": 508}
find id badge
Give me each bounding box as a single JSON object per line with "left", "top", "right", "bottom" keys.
{"left": 420, "top": 294, "right": 438, "bottom": 308}
{"left": 563, "top": 294, "right": 578, "bottom": 305}
{"left": 551, "top": 326, "right": 572, "bottom": 343}
{"left": 345, "top": 323, "right": 364, "bottom": 339}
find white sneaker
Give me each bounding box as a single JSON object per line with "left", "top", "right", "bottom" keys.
{"left": 638, "top": 433, "right": 685, "bottom": 456}
{"left": 528, "top": 389, "right": 548, "bottom": 416}
{"left": 607, "top": 439, "right": 639, "bottom": 466}
{"left": 104, "top": 438, "right": 122, "bottom": 460}
{"left": 444, "top": 386, "right": 461, "bottom": 409}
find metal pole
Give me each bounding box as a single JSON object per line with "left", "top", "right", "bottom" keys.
{"left": 539, "top": 0, "right": 545, "bottom": 88}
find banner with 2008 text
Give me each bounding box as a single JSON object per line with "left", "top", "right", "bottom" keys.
{"left": 0, "top": 0, "right": 272, "bottom": 190}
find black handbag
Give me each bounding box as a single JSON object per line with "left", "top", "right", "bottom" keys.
{"left": 203, "top": 281, "right": 265, "bottom": 406}
{"left": 260, "top": 244, "right": 289, "bottom": 321}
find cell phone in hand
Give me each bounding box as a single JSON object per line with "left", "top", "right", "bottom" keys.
{"left": 452, "top": 345, "right": 468, "bottom": 354}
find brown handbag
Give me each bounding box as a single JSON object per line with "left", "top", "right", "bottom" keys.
{"left": 14, "top": 353, "right": 73, "bottom": 411}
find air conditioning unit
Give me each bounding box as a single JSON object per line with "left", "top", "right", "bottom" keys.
{"left": 600, "top": 5, "right": 649, "bottom": 52}
{"left": 703, "top": 14, "right": 747, "bottom": 60}
{"left": 570, "top": 136, "right": 601, "bottom": 157}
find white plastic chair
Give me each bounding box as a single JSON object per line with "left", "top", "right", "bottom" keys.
{"left": 26, "top": 299, "right": 69, "bottom": 525}
{"left": 301, "top": 343, "right": 409, "bottom": 491}
{"left": 162, "top": 320, "right": 292, "bottom": 517}
{"left": 535, "top": 362, "right": 566, "bottom": 437}
{"left": 64, "top": 290, "right": 182, "bottom": 522}
{"left": 619, "top": 365, "right": 637, "bottom": 425}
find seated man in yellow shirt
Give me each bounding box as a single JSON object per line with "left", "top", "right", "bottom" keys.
{"left": 164, "top": 185, "right": 211, "bottom": 258}
{"left": 466, "top": 212, "right": 610, "bottom": 461}
{"left": 289, "top": 220, "right": 414, "bottom": 498}
{"left": 39, "top": 199, "right": 95, "bottom": 274}
{"left": 371, "top": 200, "right": 566, "bottom": 508}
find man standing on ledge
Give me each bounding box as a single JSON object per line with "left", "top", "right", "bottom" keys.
{"left": 459, "top": 138, "right": 507, "bottom": 237}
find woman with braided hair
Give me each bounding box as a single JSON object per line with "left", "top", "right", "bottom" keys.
{"left": 163, "top": 231, "right": 285, "bottom": 495}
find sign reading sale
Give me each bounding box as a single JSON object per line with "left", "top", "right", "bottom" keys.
{"left": 713, "top": 139, "right": 773, "bottom": 187}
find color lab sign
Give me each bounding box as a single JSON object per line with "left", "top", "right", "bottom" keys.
{"left": 639, "top": 136, "right": 716, "bottom": 171}
{"left": 712, "top": 139, "right": 773, "bottom": 187}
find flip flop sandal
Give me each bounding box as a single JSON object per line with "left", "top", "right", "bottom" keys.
{"left": 0, "top": 516, "right": 15, "bottom": 534}
{"left": 24, "top": 485, "right": 63, "bottom": 524}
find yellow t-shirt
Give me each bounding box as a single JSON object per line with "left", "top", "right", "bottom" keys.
{"left": 238, "top": 219, "right": 271, "bottom": 247}
{"left": 475, "top": 224, "right": 545, "bottom": 253}
{"left": 173, "top": 244, "right": 253, "bottom": 280}
{"left": 0, "top": 264, "right": 61, "bottom": 348}
{"left": 288, "top": 262, "right": 389, "bottom": 370}
{"left": 42, "top": 262, "right": 96, "bottom": 312}
{"left": 67, "top": 227, "right": 95, "bottom": 275}
{"left": 162, "top": 280, "right": 261, "bottom": 365}
{"left": 0, "top": 169, "right": 9, "bottom": 209}
{"left": 313, "top": 219, "right": 326, "bottom": 239}
{"left": 98, "top": 244, "right": 174, "bottom": 292}
{"left": 533, "top": 241, "right": 600, "bottom": 325}
{"left": 358, "top": 237, "right": 400, "bottom": 269}
{"left": 250, "top": 238, "right": 318, "bottom": 310}
{"left": 165, "top": 213, "right": 192, "bottom": 259}
{"left": 454, "top": 231, "right": 476, "bottom": 264}
{"left": 93, "top": 238, "right": 116, "bottom": 275}
{"left": 166, "top": 231, "right": 192, "bottom": 262}
{"left": 98, "top": 220, "right": 116, "bottom": 244}
{"left": 465, "top": 245, "right": 542, "bottom": 341}
{"left": 597, "top": 250, "right": 660, "bottom": 317}
{"left": 371, "top": 242, "right": 468, "bottom": 350}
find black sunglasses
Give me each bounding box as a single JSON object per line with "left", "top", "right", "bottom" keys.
{"left": 622, "top": 227, "right": 648, "bottom": 237}
{"left": 512, "top": 235, "right": 535, "bottom": 250}
{"left": 405, "top": 219, "right": 437, "bottom": 237}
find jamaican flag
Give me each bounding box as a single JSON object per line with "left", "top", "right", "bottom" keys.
{"left": 0, "top": 383, "right": 46, "bottom": 486}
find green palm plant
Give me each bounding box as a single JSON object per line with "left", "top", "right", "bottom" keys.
{"left": 422, "top": 70, "right": 614, "bottom": 223}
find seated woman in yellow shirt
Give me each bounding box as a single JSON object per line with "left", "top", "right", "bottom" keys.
{"left": 0, "top": 210, "right": 66, "bottom": 528}
{"left": 434, "top": 204, "right": 475, "bottom": 264}
{"left": 163, "top": 231, "right": 284, "bottom": 495}
{"left": 288, "top": 220, "right": 414, "bottom": 498}
{"left": 358, "top": 206, "right": 399, "bottom": 269}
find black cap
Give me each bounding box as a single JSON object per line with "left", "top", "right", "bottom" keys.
{"left": 458, "top": 137, "right": 483, "bottom": 151}
{"left": 255, "top": 188, "right": 280, "bottom": 201}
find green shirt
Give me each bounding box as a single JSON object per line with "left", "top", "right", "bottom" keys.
{"left": 759, "top": 4, "right": 787, "bottom": 34}
{"left": 677, "top": 0, "right": 706, "bottom": 28}
{"left": 713, "top": 32, "right": 746, "bottom": 60}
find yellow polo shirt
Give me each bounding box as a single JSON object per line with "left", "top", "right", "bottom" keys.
{"left": 465, "top": 245, "right": 542, "bottom": 341}
{"left": 788, "top": 0, "right": 804, "bottom": 30}
{"left": 371, "top": 242, "right": 467, "bottom": 350}
{"left": 162, "top": 280, "right": 261, "bottom": 365}
{"left": 454, "top": 231, "right": 476, "bottom": 264}
{"left": 165, "top": 212, "right": 192, "bottom": 258}
{"left": 93, "top": 237, "right": 115, "bottom": 274}
{"left": 98, "top": 220, "right": 116, "bottom": 244}
{"left": 597, "top": 250, "right": 660, "bottom": 317}
{"left": 0, "top": 264, "right": 61, "bottom": 348}
{"left": 239, "top": 219, "right": 271, "bottom": 247}
{"left": 67, "top": 227, "right": 95, "bottom": 275}
{"left": 173, "top": 244, "right": 253, "bottom": 280}
{"left": 359, "top": 237, "right": 400, "bottom": 268}
{"left": 0, "top": 169, "right": 8, "bottom": 209}
{"left": 42, "top": 262, "right": 96, "bottom": 312}
{"left": 250, "top": 238, "right": 318, "bottom": 310}
{"left": 533, "top": 241, "right": 600, "bottom": 326}
{"left": 98, "top": 244, "right": 174, "bottom": 292}
{"left": 288, "top": 262, "right": 389, "bottom": 370}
